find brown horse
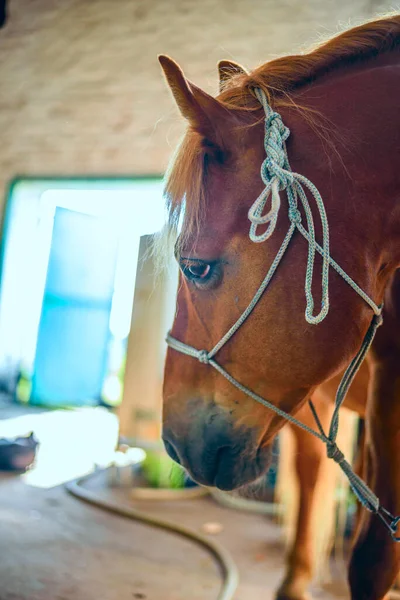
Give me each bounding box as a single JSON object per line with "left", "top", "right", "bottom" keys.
{"left": 159, "top": 15, "right": 400, "bottom": 600}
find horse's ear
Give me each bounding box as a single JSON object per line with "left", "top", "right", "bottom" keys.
{"left": 218, "top": 60, "right": 248, "bottom": 92}
{"left": 158, "top": 54, "right": 233, "bottom": 147}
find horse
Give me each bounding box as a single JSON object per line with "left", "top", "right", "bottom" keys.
{"left": 158, "top": 15, "right": 400, "bottom": 600}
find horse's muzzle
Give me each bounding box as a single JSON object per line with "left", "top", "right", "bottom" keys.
{"left": 162, "top": 400, "right": 271, "bottom": 490}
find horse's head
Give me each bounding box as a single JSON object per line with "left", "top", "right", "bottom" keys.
{"left": 159, "top": 56, "right": 381, "bottom": 490}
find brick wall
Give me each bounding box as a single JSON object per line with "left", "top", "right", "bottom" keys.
{"left": 0, "top": 0, "right": 394, "bottom": 213}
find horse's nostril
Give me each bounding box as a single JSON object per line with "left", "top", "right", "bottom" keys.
{"left": 213, "top": 445, "right": 235, "bottom": 490}
{"left": 214, "top": 445, "right": 228, "bottom": 472}
{"left": 163, "top": 438, "right": 181, "bottom": 465}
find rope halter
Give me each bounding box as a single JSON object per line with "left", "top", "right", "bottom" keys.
{"left": 166, "top": 88, "right": 400, "bottom": 540}
{"left": 248, "top": 88, "right": 331, "bottom": 324}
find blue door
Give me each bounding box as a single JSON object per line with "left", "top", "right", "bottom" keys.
{"left": 31, "top": 207, "right": 119, "bottom": 406}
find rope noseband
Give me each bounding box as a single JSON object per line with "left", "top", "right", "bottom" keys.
{"left": 166, "top": 88, "right": 400, "bottom": 540}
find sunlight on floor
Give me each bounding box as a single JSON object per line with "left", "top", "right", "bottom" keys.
{"left": 0, "top": 407, "right": 119, "bottom": 488}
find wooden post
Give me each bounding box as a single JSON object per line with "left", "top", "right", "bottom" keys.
{"left": 118, "top": 235, "right": 178, "bottom": 443}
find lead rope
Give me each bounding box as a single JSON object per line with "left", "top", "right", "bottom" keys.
{"left": 166, "top": 87, "right": 400, "bottom": 540}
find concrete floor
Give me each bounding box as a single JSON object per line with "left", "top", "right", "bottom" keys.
{"left": 0, "top": 404, "right": 349, "bottom": 600}
{"left": 0, "top": 473, "right": 351, "bottom": 600}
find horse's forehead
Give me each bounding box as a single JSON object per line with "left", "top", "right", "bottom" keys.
{"left": 179, "top": 129, "right": 265, "bottom": 256}
{"left": 183, "top": 190, "right": 253, "bottom": 257}
{"left": 197, "top": 154, "right": 263, "bottom": 244}
{"left": 183, "top": 228, "right": 246, "bottom": 259}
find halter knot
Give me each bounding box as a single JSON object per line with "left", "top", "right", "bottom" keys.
{"left": 197, "top": 350, "right": 210, "bottom": 364}
{"left": 262, "top": 115, "right": 290, "bottom": 182}
{"left": 288, "top": 207, "right": 302, "bottom": 224}
{"left": 264, "top": 112, "right": 290, "bottom": 147}
{"left": 265, "top": 111, "right": 282, "bottom": 129}
{"left": 262, "top": 160, "right": 294, "bottom": 190}
{"left": 326, "top": 442, "right": 345, "bottom": 464}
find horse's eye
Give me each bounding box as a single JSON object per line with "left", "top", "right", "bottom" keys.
{"left": 188, "top": 264, "right": 211, "bottom": 279}
{"left": 180, "top": 259, "right": 222, "bottom": 289}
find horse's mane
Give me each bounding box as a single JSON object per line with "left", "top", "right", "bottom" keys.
{"left": 219, "top": 14, "right": 400, "bottom": 108}
{"left": 163, "top": 14, "right": 400, "bottom": 248}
